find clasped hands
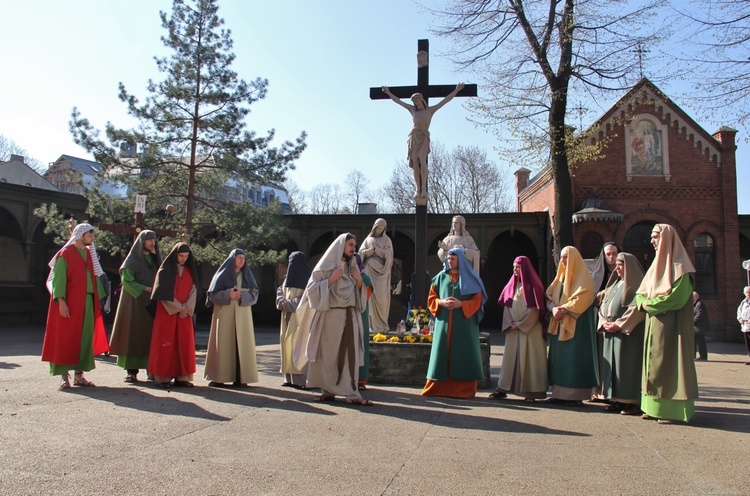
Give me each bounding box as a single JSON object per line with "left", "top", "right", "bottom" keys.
{"left": 439, "top": 296, "right": 462, "bottom": 310}
{"left": 229, "top": 286, "right": 242, "bottom": 301}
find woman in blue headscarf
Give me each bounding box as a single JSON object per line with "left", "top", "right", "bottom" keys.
{"left": 422, "top": 247, "right": 487, "bottom": 398}
{"left": 204, "top": 249, "right": 259, "bottom": 387}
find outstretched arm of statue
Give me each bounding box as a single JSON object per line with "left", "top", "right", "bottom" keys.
{"left": 382, "top": 86, "right": 413, "bottom": 111}
{"left": 431, "top": 82, "right": 465, "bottom": 112}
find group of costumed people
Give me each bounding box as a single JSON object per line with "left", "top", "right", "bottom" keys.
{"left": 488, "top": 225, "right": 699, "bottom": 424}
{"left": 41, "top": 222, "right": 700, "bottom": 423}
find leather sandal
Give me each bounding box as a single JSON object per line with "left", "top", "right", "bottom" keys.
{"left": 73, "top": 372, "right": 96, "bottom": 387}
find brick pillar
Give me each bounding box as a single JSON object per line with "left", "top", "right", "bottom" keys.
{"left": 713, "top": 126, "right": 742, "bottom": 340}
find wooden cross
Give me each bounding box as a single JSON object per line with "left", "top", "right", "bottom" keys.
{"left": 370, "top": 39, "right": 477, "bottom": 310}
{"left": 97, "top": 197, "right": 177, "bottom": 241}
{"left": 369, "top": 39, "right": 477, "bottom": 104}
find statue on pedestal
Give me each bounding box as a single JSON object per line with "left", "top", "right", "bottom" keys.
{"left": 437, "top": 215, "right": 481, "bottom": 275}
{"left": 381, "top": 82, "right": 465, "bottom": 200}
{"left": 359, "top": 218, "right": 394, "bottom": 334}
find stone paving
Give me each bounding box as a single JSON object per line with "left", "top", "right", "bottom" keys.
{"left": 1, "top": 326, "right": 748, "bottom": 495}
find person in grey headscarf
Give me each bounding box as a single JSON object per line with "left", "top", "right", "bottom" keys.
{"left": 42, "top": 223, "right": 109, "bottom": 389}
{"left": 109, "top": 230, "right": 161, "bottom": 383}
{"left": 204, "top": 249, "right": 259, "bottom": 387}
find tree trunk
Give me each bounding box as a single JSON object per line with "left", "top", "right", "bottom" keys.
{"left": 549, "top": 85, "right": 574, "bottom": 257}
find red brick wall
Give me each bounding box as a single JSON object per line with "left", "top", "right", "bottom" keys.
{"left": 518, "top": 86, "right": 742, "bottom": 341}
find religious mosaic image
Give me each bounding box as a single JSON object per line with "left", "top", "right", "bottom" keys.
{"left": 629, "top": 119, "right": 663, "bottom": 175}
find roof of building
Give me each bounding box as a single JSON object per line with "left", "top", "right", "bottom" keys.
{"left": 52, "top": 154, "right": 102, "bottom": 176}
{"left": 0, "top": 155, "right": 59, "bottom": 191}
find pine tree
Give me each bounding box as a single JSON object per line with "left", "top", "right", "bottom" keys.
{"left": 68, "top": 0, "right": 306, "bottom": 264}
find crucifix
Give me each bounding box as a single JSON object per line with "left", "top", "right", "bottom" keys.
{"left": 370, "top": 39, "right": 477, "bottom": 309}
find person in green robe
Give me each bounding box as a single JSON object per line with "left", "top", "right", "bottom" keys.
{"left": 597, "top": 252, "right": 646, "bottom": 415}
{"left": 545, "top": 246, "right": 599, "bottom": 406}
{"left": 355, "top": 253, "right": 374, "bottom": 389}
{"left": 635, "top": 224, "right": 699, "bottom": 424}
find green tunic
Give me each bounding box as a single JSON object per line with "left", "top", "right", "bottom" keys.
{"left": 359, "top": 273, "right": 373, "bottom": 382}
{"left": 548, "top": 303, "right": 599, "bottom": 395}
{"left": 635, "top": 274, "right": 698, "bottom": 421}
{"left": 426, "top": 272, "right": 484, "bottom": 381}
{"left": 111, "top": 258, "right": 156, "bottom": 370}
{"left": 600, "top": 279, "right": 644, "bottom": 403}
{"left": 49, "top": 250, "right": 97, "bottom": 375}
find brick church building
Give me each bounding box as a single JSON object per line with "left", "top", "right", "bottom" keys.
{"left": 515, "top": 78, "right": 746, "bottom": 340}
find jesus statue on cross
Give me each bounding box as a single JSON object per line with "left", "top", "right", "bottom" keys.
{"left": 381, "top": 82, "right": 465, "bottom": 200}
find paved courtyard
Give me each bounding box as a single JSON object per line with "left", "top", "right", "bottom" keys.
{"left": 1, "top": 326, "right": 748, "bottom": 495}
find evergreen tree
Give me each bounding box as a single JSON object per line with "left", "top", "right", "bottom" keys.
{"left": 66, "top": 0, "right": 306, "bottom": 265}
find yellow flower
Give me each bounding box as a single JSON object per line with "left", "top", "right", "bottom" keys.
{"left": 404, "top": 335, "right": 416, "bottom": 343}
{"left": 373, "top": 333, "right": 388, "bottom": 342}
{"left": 388, "top": 336, "right": 401, "bottom": 343}
{"left": 420, "top": 335, "right": 433, "bottom": 343}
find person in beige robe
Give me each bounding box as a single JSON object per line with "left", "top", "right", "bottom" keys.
{"left": 293, "top": 233, "right": 372, "bottom": 405}
{"left": 276, "top": 251, "right": 311, "bottom": 389}
{"left": 204, "top": 249, "right": 259, "bottom": 387}
{"left": 490, "top": 256, "right": 548, "bottom": 402}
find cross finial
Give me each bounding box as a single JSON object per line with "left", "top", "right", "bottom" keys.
{"left": 632, "top": 42, "right": 649, "bottom": 79}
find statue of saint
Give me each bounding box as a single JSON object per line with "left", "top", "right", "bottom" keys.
{"left": 437, "top": 215, "right": 481, "bottom": 275}
{"left": 381, "top": 82, "right": 465, "bottom": 200}
{"left": 358, "top": 218, "right": 394, "bottom": 334}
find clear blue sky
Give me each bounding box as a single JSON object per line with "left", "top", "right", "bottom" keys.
{"left": 1, "top": 0, "right": 747, "bottom": 213}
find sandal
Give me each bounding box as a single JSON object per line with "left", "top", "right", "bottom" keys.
{"left": 173, "top": 380, "right": 194, "bottom": 388}
{"left": 232, "top": 382, "right": 248, "bottom": 388}
{"left": 59, "top": 373, "right": 71, "bottom": 390}
{"left": 524, "top": 398, "right": 536, "bottom": 403}
{"left": 291, "top": 384, "right": 308, "bottom": 390}
{"left": 281, "top": 382, "right": 294, "bottom": 387}
{"left": 620, "top": 405, "right": 640, "bottom": 416}
{"left": 158, "top": 382, "right": 171, "bottom": 388}
{"left": 208, "top": 381, "right": 225, "bottom": 388}
{"left": 314, "top": 394, "right": 336, "bottom": 402}
{"left": 603, "top": 403, "right": 621, "bottom": 412}
{"left": 358, "top": 383, "right": 367, "bottom": 391}
{"left": 488, "top": 390, "right": 507, "bottom": 400}
{"left": 124, "top": 374, "right": 138, "bottom": 383}
{"left": 73, "top": 372, "right": 96, "bottom": 387}
{"left": 641, "top": 413, "right": 651, "bottom": 420}
{"left": 346, "top": 398, "right": 374, "bottom": 406}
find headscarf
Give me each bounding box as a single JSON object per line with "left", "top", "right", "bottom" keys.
{"left": 284, "top": 251, "right": 312, "bottom": 290}
{"left": 367, "top": 218, "right": 387, "bottom": 238}
{"left": 443, "top": 247, "right": 488, "bottom": 322}
{"left": 603, "top": 252, "right": 645, "bottom": 307}
{"left": 498, "top": 256, "right": 546, "bottom": 312}
{"left": 586, "top": 242, "right": 618, "bottom": 291}
{"left": 150, "top": 242, "right": 200, "bottom": 302}
{"left": 46, "top": 222, "right": 104, "bottom": 293}
{"left": 636, "top": 224, "right": 695, "bottom": 298}
{"left": 545, "top": 246, "right": 596, "bottom": 341}
{"left": 205, "top": 248, "right": 258, "bottom": 308}
{"left": 120, "top": 230, "right": 161, "bottom": 281}
{"left": 313, "top": 233, "right": 356, "bottom": 274}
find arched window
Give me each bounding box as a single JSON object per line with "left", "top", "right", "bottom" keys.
{"left": 694, "top": 233, "right": 715, "bottom": 295}
{"left": 580, "top": 231, "right": 603, "bottom": 259}
{"left": 623, "top": 221, "right": 655, "bottom": 271}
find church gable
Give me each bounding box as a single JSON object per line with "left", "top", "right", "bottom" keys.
{"left": 587, "top": 79, "right": 721, "bottom": 185}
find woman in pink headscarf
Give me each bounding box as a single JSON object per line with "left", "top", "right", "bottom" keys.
{"left": 489, "top": 256, "right": 548, "bottom": 402}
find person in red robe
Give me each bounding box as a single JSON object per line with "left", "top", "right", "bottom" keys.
{"left": 148, "top": 242, "right": 199, "bottom": 388}
{"left": 42, "top": 223, "right": 109, "bottom": 389}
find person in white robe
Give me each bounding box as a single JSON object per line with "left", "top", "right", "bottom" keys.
{"left": 293, "top": 233, "right": 372, "bottom": 405}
